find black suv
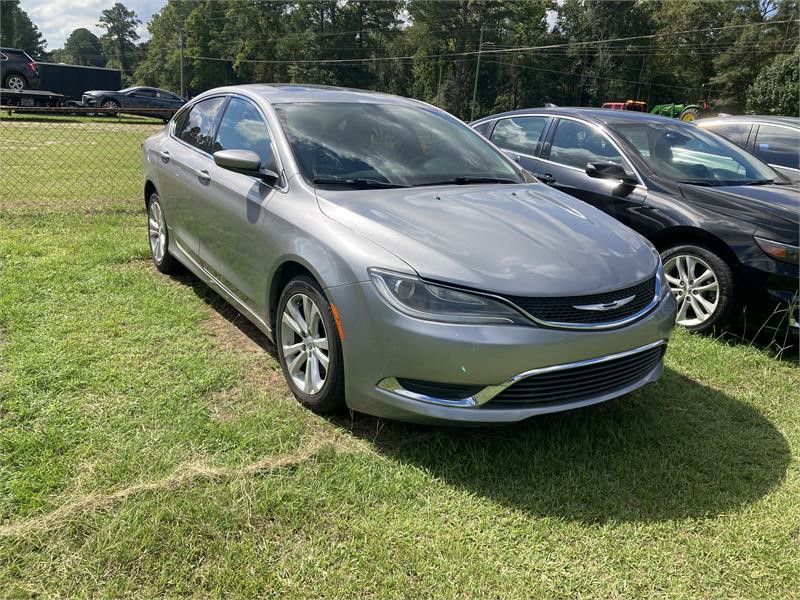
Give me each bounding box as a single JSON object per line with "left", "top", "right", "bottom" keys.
{"left": 0, "top": 47, "right": 40, "bottom": 90}
{"left": 472, "top": 108, "right": 799, "bottom": 333}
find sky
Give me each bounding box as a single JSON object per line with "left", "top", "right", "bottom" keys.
{"left": 22, "top": 0, "right": 166, "bottom": 49}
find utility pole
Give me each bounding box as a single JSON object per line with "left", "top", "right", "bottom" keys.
{"left": 178, "top": 20, "right": 185, "bottom": 99}
{"left": 470, "top": 24, "right": 484, "bottom": 122}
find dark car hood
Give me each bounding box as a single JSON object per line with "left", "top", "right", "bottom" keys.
{"left": 679, "top": 182, "right": 800, "bottom": 227}
{"left": 317, "top": 183, "right": 657, "bottom": 296}
{"left": 83, "top": 90, "right": 117, "bottom": 96}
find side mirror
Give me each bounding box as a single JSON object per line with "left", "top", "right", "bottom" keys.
{"left": 213, "top": 149, "right": 279, "bottom": 184}
{"left": 585, "top": 161, "right": 637, "bottom": 185}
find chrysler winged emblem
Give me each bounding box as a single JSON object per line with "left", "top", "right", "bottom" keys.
{"left": 573, "top": 294, "right": 635, "bottom": 312}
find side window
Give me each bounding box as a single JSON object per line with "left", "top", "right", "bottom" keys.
{"left": 212, "top": 97, "right": 277, "bottom": 172}
{"left": 472, "top": 121, "right": 492, "bottom": 138}
{"left": 549, "top": 119, "right": 626, "bottom": 170}
{"left": 177, "top": 97, "right": 226, "bottom": 152}
{"left": 133, "top": 89, "right": 156, "bottom": 98}
{"left": 754, "top": 125, "right": 799, "bottom": 170}
{"left": 704, "top": 123, "right": 751, "bottom": 148}
{"left": 491, "top": 116, "right": 548, "bottom": 155}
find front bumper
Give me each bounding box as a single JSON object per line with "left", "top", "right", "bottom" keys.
{"left": 326, "top": 281, "right": 677, "bottom": 424}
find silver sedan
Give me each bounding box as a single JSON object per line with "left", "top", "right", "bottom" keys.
{"left": 141, "top": 84, "right": 676, "bottom": 424}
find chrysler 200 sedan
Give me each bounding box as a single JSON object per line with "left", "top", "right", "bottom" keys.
{"left": 141, "top": 85, "right": 676, "bottom": 424}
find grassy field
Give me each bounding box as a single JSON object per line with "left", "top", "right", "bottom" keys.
{"left": 0, "top": 119, "right": 798, "bottom": 598}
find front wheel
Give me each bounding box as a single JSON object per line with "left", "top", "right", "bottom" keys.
{"left": 147, "top": 193, "right": 181, "bottom": 274}
{"left": 662, "top": 244, "right": 735, "bottom": 333}
{"left": 276, "top": 276, "right": 345, "bottom": 413}
{"left": 101, "top": 99, "right": 120, "bottom": 115}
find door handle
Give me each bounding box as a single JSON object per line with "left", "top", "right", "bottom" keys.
{"left": 159, "top": 150, "right": 170, "bottom": 163}
{"left": 194, "top": 169, "right": 211, "bottom": 183}
{"left": 537, "top": 173, "right": 556, "bottom": 184}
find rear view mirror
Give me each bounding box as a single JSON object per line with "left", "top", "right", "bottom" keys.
{"left": 585, "top": 161, "right": 637, "bottom": 185}
{"left": 213, "top": 149, "right": 279, "bottom": 184}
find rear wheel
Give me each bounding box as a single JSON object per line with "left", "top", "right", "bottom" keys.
{"left": 4, "top": 74, "right": 26, "bottom": 90}
{"left": 276, "top": 276, "right": 345, "bottom": 413}
{"left": 147, "top": 192, "right": 181, "bottom": 274}
{"left": 662, "top": 244, "right": 735, "bottom": 333}
{"left": 679, "top": 107, "right": 701, "bottom": 122}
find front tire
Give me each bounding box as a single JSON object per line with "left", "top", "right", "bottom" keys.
{"left": 276, "top": 276, "right": 345, "bottom": 413}
{"left": 662, "top": 244, "right": 735, "bottom": 333}
{"left": 147, "top": 193, "right": 181, "bottom": 274}
{"left": 101, "top": 99, "right": 120, "bottom": 115}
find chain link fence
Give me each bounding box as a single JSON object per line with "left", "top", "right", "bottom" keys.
{"left": 1, "top": 107, "right": 176, "bottom": 215}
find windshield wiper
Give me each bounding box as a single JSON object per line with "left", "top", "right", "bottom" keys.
{"left": 417, "top": 176, "right": 519, "bottom": 186}
{"left": 737, "top": 179, "right": 775, "bottom": 186}
{"left": 312, "top": 177, "right": 409, "bottom": 189}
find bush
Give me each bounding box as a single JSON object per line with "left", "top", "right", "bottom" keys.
{"left": 746, "top": 49, "right": 800, "bottom": 116}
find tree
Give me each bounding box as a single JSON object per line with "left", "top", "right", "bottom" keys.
{"left": 746, "top": 47, "right": 800, "bottom": 115}
{"left": 62, "top": 28, "right": 106, "bottom": 66}
{"left": 0, "top": 0, "right": 47, "bottom": 58}
{"left": 97, "top": 2, "right": 141, "bottom": 75}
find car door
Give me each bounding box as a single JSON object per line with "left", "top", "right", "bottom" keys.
{"left": 194, "top": 95, "right": 283, "bottom": 314}
{"left": 487, "top": 115, "right": 550, "bottom": 174}
{"left": 538, "top": 117, "right": 646, "bottom": 227}
{"left": 751, "top": 124, "right": 800, "bottom": 182}
{"left": 157, "top": 96, "right": 227, "bottom": 260}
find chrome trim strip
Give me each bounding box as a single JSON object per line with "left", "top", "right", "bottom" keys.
{"left": 377, "top": 339, "right": 667, "bottom": 408}
{"left": 174, "top": 240, "right": 272, "bottom": 334}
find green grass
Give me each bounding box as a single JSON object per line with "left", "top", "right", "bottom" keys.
{"left": 0, "top": 121, "right": 798, "bottom": 597}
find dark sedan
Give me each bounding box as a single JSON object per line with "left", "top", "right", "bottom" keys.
{"left": 472, "top": 108, "right": 799, "bottom": 333}
{"left": 81, "top": 86, "right": 186, "bottom": 121}
{"left": 697, "top": 115, "right": 800, "bottom": 183}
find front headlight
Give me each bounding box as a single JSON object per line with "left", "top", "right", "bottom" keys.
{"left": 368, "top": 268, "right": 530, "bottom": 325}
{"left": 754, "top": 236, "right": 799, "bottom": 266}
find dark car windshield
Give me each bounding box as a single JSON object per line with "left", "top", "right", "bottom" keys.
{"left": 612, "top": 122, "right": 777, "bottom": 186}
{"left": 273, "top": 102, "right": 523, "bottom": 188}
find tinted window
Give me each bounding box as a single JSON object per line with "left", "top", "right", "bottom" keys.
{"left": 614, "top": 122, "right": 776, "bottom": 185}
{"left": 274, "top": 102, "right": 522, "bottom": 187}
{"left": 491, "top": 116, "right": 548, "bottom": 155}
{"left": 472, "top": 121, "right": 492, "bottom": 137}
{"left": 159, "top": 91, "right": 181, "bottom": 101}
{"left": 178, "top": 97, "right": 225, "bottom": 152}
{"left": 132, "top": 89, "right": 156, "bottom": 98}
{"left": 549, "top": 119, "right": 625, "bottom": 169}
{"left": 754, "top": 125, "right": 799, "bottom": 170}
{"left": 213, "top": 97, "right": 277, "bottom": 172}
{"left": 703, "top": 122, "right": 752, "bottom": 148}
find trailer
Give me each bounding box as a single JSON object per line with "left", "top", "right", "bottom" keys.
{"left": 0, "top": 88, "right": 67, "bottom": 107}
{"left": 0, "top": 62, "right": 121, "bottom": 108}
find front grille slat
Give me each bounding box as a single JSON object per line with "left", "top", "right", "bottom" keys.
{"left": 489, "top": 345, "right": 664, "bottom": 408}
{"left": 503, "top": 276, "right": 657, "bottom": 326}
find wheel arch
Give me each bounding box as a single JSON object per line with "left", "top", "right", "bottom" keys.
{"left": 268, "top": 259, "right": 324, "bottom": 332}
{"left": 649, "top": 226, "right": 739, "bottom": 269}
{"left": 144, "top": 180, "right": 158, "bottom": 211}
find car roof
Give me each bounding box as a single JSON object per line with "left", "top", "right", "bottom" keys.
{"left": 698, "top": 115, "right": 799, "bottom": 128}
{"left": 197, "top": 84, "right": 428, "bottom": 107}
{"left": 472, "top": 107, "right": 681, "bottom": 127}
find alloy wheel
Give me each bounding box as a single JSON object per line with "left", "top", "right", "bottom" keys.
{"left": 6, "top": 75, "right": 25, "bottom": 90}
{"left": 148, "top": 200, "right": 166, "bottom": 263}
{"left": 102, "top": 100, "right": 119, "bottom": 109}
{"left": 664, "top": 254, "right": 720, "bottom": 327}
{"left": 280, "top": 293, "right": 330, "bottom": 395}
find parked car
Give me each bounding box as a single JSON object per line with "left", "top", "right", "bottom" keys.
{"left": 142, "top": 85, "right": 676, "bottom": 424}
{"left": 602, "top": 100, "right": 646, "bottom": 112}
{"left": 0, "top": 47, "right": 40, "bottom": 90}
{"left": 82, "top": 86, "right": 185, "bottom": 120}
{"left": 697, "top": 115, "right": 800, "bottom": 183}
{"left": 472, "top": 108, "right": 799, "bottom": 333}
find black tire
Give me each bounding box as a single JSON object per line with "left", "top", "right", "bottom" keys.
{"left": 276, "top": 276, "right": 345, "bottom": 413}
{"left": 662, "top": 244, "right": 736, "bottom": 333}
{"left": 100, "top": 99, "right": 120, "bottom": 115}
{"left": 146, "top": 192, "right": 182, "bottom": 274}
{"left": 679, "top": 107, "right": 701, "bottom": 122}
{"left": 4, "top": 73, "right": 27, "bottom": 90}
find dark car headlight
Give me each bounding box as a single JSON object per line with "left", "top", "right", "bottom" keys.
{"left": 369, "top": 268, "right": 529, "bottom": 325}
{"left": 754, "top": 237, "right": 799, "bottom": 266}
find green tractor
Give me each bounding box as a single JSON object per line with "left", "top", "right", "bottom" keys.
{"left": 650, "top": 99, "right": 711, "bottom": 122}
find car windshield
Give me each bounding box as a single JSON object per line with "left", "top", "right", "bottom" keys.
{"left": 612, "top": 122, "right": 777, "bottom": 186}
{"left": 273, "top": 102, "right": 523, "bottom": 188}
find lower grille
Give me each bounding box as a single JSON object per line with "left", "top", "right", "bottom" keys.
{"left": 488, "top": 344, "right": 665, "bottom": 408}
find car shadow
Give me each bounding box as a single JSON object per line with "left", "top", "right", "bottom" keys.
{"left": 168, "top": 270, "right": 790, "bottom": 525}
{"left": 330, "top": 369, "right": 790, "bottom": 524}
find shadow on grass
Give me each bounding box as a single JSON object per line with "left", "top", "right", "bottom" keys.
{"left": 171, "top": 269, "right": 790, "bottom": 524}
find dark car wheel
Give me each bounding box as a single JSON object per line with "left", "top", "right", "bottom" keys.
{"left": 276, "top": 276, "right": 345, "bottom": 413}
{"left": 101, "top": 99, "right": 120, "bottom": 115}
{"left": 147, "top": 192, "right": 181, "bottom": 274}
{"left": 662, "top": 244, "right": 735, "bottom": 333}
{"left": 4, "top": 74, "right": 27, "bottom": 90}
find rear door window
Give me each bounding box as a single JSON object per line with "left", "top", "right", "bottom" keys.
{"left": 753, "top": 125, "right": 799, "bottom": 170}
{"left": 703, "top": 122, "right": 752, "bottom": 148}
{"left": 177, "top": 97, "right": 226, "bottom": 152}
{"left": 490, "top": 116, "right": 548, "bottom": 156}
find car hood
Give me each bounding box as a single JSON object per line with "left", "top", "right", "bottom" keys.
{"left": 316, "top": 184, "right": 657, "bottom": 296}
{"left": 83, "top": 90, "right": 117, "bottom": 96}
{"left": 679, "top": 182, "right": 800, "bottom": 227}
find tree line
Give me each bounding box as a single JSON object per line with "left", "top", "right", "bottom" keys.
{"left": 2, "top": 0, "right": 798, "bottom": 117}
